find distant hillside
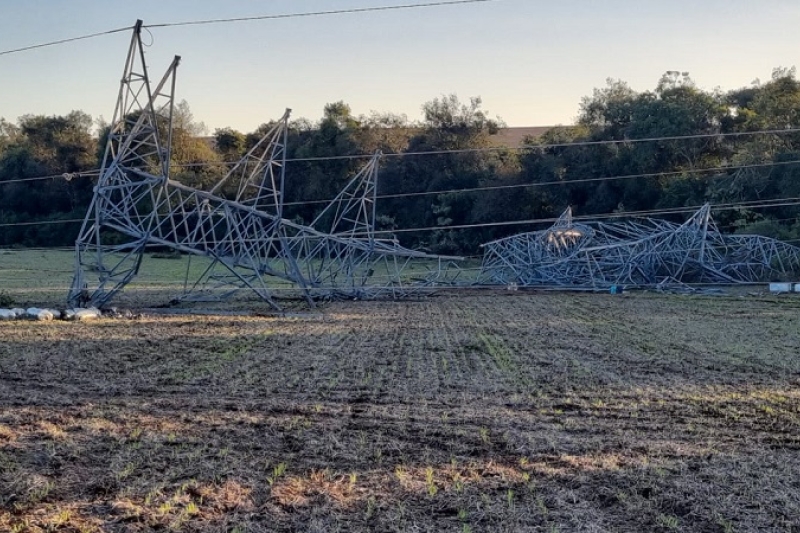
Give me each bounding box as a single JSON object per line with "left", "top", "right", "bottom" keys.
{"left": 489, "top": 126, "right": 558, "bottom": 148}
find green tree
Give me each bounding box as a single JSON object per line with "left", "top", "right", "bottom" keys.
{"left": 169, "top": 100, "right": 224, "bottom": 189}
{"left": 0, "top": 111, "right": 98, "bottom": 246}
{"left": 213, "top": 127, "right": 246, "bottom": 161}
{"left": 385, "top": 95, "right": 506, "bottom": 252}
{"left": 282, "top": 102, "right": 364, "bottom": 224}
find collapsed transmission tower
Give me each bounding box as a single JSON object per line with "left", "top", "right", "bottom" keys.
{"left": 69, "top": 21, "right": 458, "bottom": 310}
{"left": 479, "top": 204, "right": 800, "bottom": 288}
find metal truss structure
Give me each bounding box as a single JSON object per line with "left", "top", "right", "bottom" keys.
{"left": 69, "top": 21, "right": 458, "bottom": 310}
{"left": 479, "top": 204, "right": 800, "bottom": 289}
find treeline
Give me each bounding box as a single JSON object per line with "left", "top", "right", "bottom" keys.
{"left": 3, "top": 70, "right": 800, "bottom": 252}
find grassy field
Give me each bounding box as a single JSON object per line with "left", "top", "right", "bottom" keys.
{"left": 0, "top": 290, "right": 799, "bottom": 532}
{"left": 0, "top": 249, "right": 221, "bottom": 308}
{"left": 0, "top": 249, "right": 469, "bottom": 309}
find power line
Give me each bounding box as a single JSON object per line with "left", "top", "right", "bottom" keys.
{"left": 0, "top": 153, "right": 784, "bottom": 189}
{"left": 0, "top": 1, "right": 497, "bottom": 57}
{"left": 155, "top": 127, "right": 797, "bottom": 165}
{"left": 2, "top": 196, "right": 800, "bottom": 235}
{"left": 0, "top": 26, "right": 132, "bottom": 57}
{"left": 509, "top": 127, "right": 800, "bottom": 151}
{"left": 3, "top": 157, "right": 794, "bottom": 206}
{"left": 0, "top": 219, "right": 82, "bottom": 229}
{"left": 3, "top": 123, "right": 800, "bottom": 187}
{"left": 0, "top": 171, "right": 100, "bottom": 186}
{"left": 283, "top": 159, "right": 800, "bottom": 206}
{"left": 375, "top": 197, "right": 800, "bottom": 235}
{"left": 275, "top": 127, "right": 800, "bottom": 162}
{"left": 170, "top": 126, "right": 800, "bottom": 165}
{"left": 144, "top": 0, "right": 498, "bottom": 29}
{"left": 4, "top": 157, "right": 800, "bottom": 214}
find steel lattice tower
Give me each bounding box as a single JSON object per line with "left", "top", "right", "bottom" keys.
{"left": 69, "top": 22, "right": 459, "bottom": 310}
{"left": 480, "top": 205, "right": 800, "bottom": 288}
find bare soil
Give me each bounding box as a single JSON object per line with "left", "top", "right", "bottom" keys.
{"left": 1, "top": 292, "right": 799, "bottom": 532}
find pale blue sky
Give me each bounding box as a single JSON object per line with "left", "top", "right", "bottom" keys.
{"left": 1, "top": 0, "right": 799, "bottom": 132}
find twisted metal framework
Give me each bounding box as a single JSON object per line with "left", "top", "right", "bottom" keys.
{"left": 480, "top": 204, "right": 800, "bottom": 288}
{"left": 69, "top": 22, "right": 457, "bottom": 310}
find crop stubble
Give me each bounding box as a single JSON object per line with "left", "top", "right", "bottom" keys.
{"left": 0, "top": 292, "right": 799, "bottom": 532}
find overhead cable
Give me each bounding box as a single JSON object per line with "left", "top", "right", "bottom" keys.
{"left": 283, "top": 159, "right": 800, "bottom": 206}
{"left": 374, "top": 197, "right": 800, "bottom": 235}
{"left": 3, "top": 196, "right": 799, "bottom": 234}
{"left": 171, "top": 126, "right": 800, "bottom": 164}
{"left": 0, "top": 26, "right": 132, "bottom": 57}
{"left": 4, "top": 158, "right": 800, "bottom": 209}
{"left": 2, "top": 124, "right": 800, "bottom": 186}
{"left": 144, "top": 0, "right": 498, "bottom": 28}
{"left": 0, "top": 1, "right": 498, "bottom": 57}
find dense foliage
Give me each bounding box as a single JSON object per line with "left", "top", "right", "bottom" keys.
{"left": 3, "top": 70, "right": 800, "bottom": 252}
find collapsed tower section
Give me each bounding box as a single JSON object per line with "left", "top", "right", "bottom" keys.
{"left": 480, "top": 205, "right": 800, "bottom": 288}
{"left": 69, "top": 21, "right": 458, "bottom": 310}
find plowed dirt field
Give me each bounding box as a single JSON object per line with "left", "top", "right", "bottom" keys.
{"left": 1, "top": 292, "right": 799, "bottom": 532}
